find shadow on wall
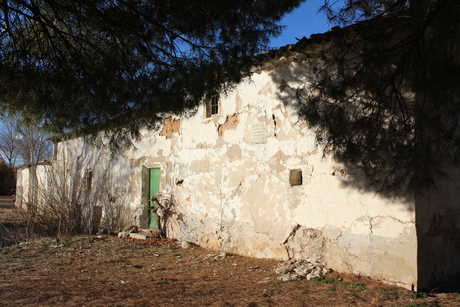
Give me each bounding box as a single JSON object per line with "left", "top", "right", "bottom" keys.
{"left": 268, "top": 20, "right": 460, "bottom": 291}
{"left": 269, "top": 18, "right": 460, "bottom": 203}
{"left": 269, "top": 60, "right": 415, "bottom": 205}
{"left": 24, "top": 136, "right": 134, "bottom": 236}
{"left": 267, "top": 19, "right": 420, "bottom": 205}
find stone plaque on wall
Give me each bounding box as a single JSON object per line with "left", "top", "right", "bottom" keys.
{"left": 248, "top": 121, "right": 267, "bottom": 144}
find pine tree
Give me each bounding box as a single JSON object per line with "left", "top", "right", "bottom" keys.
{"left": 291, "top": 0, "right": 460, "bottom": 195}
{"left": 0, "top": 0, "right": 303, "bottom": 139}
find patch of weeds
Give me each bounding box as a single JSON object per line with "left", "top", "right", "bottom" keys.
{"left": 348, "top": 282, "right": 366, "bottom": 292}
{"left": 412, "top": 292, "right": 429, "bottom": 299}
{"left": 61, "top": 238, "right": 75, "bottom": 248}
{"left": 0, "top": 245, "right": 19, "bottom": 254}
{"left": 39, "top": 239, "right": 54, "bottom": 249}
{"left": 115, "top": 245, "right": 134, "bottom": 252}
{"left": 150, "top": 267, "right": 166, "bottom": 272}
{"left": 302, "top": 288, "right": 309, "bottom": 295}
{"left": 313, "top": 276, "right": 336, "bottom": 284}
{"left": 103, "top": 258, "right": 129, "bottom": 265}
{"left": 407, "top": 302, "right": 440, "bottom": 307}
{"left": 380, "top": 287, "right": 399, "bottom": 298}
{"left": 342, "top": 281, "right": 366, "bottom": 292}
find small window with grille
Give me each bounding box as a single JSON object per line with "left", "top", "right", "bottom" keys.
{"left": 85, "top": 170, "right": 93, "bottom": 192}
{"left": 206, "top": 96, "right": 219, "bottom": 118}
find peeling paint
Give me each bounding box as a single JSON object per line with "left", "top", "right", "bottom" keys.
{"left": 159, "top": 118, "right": 181, "bottom": 139}
{"left": 218, "top": 114, "right": 239, "bottom": 137}
{"left": 17, "top": 60, "right": 421, "bottom": 290}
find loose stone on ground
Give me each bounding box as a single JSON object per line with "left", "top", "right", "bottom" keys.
{"left": 275, "top": 259, "right": 331, "bottom": 281}
{"left": 117, "top": 227, "right": 161, "bottom": 240}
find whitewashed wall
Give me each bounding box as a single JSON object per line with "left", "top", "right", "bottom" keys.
{"left": 16, "top": 164, "right": 50, "bottom": 207}
{"left": 18, "top": 60, "right": 418, "bottom": 289}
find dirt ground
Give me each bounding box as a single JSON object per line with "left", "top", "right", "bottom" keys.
{"left": 1, "top": 208, "right": 460, "bottom": 306}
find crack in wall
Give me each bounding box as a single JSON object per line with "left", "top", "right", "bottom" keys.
{"left": 354, "top": 215, "right": 415, "bottom": 237}
{"left": 272, "top": 114, "right": 277, "bottom": 137}
{"left": 369, "top": 217, "right": 374, "bottom": 235}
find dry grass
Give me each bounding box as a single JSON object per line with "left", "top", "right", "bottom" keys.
{"left": 0, "top": 195, "right": 15, "bottom": 208}
{"left": 0, "top": 207, "right": 28, "bottom": 247}
{"left": 1, "top": 234, "right": 459, "bottom": 306}
{"left": 1, "top": 207, "right": 460, "bottom": 306}
{"left": 20, "top": 156, "right": 132, "bottom": 237}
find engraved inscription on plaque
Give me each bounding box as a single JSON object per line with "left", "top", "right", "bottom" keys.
{"left": 248, "top": 121, "right": 267, "bottom": 144}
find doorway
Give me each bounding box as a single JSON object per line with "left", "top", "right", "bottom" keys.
{"left": 142, "top": 167, "right": 161, "bottom": 229}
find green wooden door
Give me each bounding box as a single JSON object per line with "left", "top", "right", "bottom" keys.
{"left": 148, "top": 168, "right": 161, "bottom": 229}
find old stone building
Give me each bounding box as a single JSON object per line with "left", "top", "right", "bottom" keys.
{"left": 16, "top": 27, "right": 460, "bottom": 291}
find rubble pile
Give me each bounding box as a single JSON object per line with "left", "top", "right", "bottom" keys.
{"left": 117, "top": 226, "right": 161, "bottom": 240}
{"left": 275, "top": 259, "right": 330, "bottom": 281}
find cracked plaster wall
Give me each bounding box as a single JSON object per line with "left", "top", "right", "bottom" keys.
{"left": 24, "top": 61, "right": 418, "bottom": 289}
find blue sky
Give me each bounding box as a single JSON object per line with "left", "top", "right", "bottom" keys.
{"left": 270, "top": 1, "right": 332, "bottom": 48}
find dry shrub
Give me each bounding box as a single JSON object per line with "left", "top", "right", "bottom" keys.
{"left": 21, "top": 155, "right": 131, "bottom": 237}
{"left": 155, "top": 192, "right": 184, "bottom": 238}
{"left": 0, "top": 209, "right": 27, "bottom": 247}
{"left": 97, "top": 186, "right": 134, "bottom": 233}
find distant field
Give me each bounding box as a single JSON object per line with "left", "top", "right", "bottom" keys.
{"left": 0, "top": 196, "right": 14, "bottom": 208}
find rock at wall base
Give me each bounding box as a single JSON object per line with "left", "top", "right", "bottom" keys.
{"left": 139, "top": 229, "right": 161, "bottom": 238}
{"left": 275, "top": 259, "right": 331, "bottom": 281}
{"left": 129, "top": 233, "right": 147, "bottom": 240}
{"left": 117, "top": 231, "right": 129, "bottom": 239}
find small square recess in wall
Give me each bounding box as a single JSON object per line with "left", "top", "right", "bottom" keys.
{"left": 289, "top": 169, "right": 303, "bottom": 186}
